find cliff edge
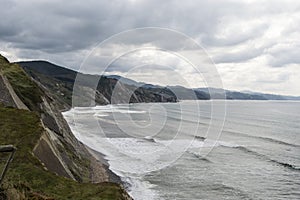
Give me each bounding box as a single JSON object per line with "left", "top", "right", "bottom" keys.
{"left": 0, "top": 54, "right": 132, "bottom": 200}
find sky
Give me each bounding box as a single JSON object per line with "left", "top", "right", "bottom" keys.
{"left": 0, "top": 0, "right": 299, "bottom": 95}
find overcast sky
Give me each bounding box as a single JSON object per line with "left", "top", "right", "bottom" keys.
{"left": 1, "top": 0, "right": 299, "bottom": 95}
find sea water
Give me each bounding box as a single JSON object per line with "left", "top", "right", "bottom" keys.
{"left": 63, "top": 101, "right": 300, "bottom": 200}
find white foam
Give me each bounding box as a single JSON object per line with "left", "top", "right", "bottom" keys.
{"left": 217, "top": 140, "right": 240, "bottom": 148}
{"left": 63, "top": 108, "right": 96, "bottom": 115}
{"left": 67, "top": 134, "right": 163, "bottom": 199}
{"left": 92, "top": 105, "right": 146, "bottom": 114}
{"left": 93, "top": 113, "right": 109, "bottom": 117}
{"left": 124, "top": 177, "right": 162, "bottom": 200}
{"left": 62, "top": 105, "right": 240, "bottom": 200}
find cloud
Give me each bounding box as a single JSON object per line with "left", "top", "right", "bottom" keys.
{"left": 266, "top": 43, "right": 300, "bottom": 67}
{"left": 1, "top": 0, "right": 300, "bottom": 95}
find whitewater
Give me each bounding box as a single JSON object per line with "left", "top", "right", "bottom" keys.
{"left": 63, "top": 101, "right": 300, "bottom": 200}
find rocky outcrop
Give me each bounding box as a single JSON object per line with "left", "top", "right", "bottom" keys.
{"left": 0, "top": 72, "right": 16, "bottom": 108}
{"left": 37, "top": 94, "right": 110, "bottom": 182}
{"left": 0, "top": 54, "right": 133, "bottom": 200}
{"left": 18, "top": 60, "right": 178, "bottom": 107}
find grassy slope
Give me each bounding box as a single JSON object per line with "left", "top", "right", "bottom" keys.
{"left": 0, "top": 56, "right": 42, "bottom": 112}
{"left": 0, "top": 106, "right": 125, "bottom": 199}
{"left": 0, "top": 55, "right": 128, "bottom": 199}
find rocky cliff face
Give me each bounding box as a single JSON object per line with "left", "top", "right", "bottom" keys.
{"left": 1, "top": 55, "right": 93, "bottom": 182}
{"left": 18, "top": 60, "right": 178, "bottom": 107}
{"left": 0, "top": 55, "right": 132, "bottom": 199}
{"left": 0, "top": 72, "right": 16, "bottom": 108}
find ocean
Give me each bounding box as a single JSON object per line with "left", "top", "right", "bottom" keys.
{"left": 63, "top": 101, "right": 300, "bottom": 200}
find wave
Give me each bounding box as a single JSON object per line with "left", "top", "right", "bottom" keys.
{"left": 120, "top": 176, "right": 160, "bottom": 200}
{"left": 229, "top": 146, "right": 300, "bottom": 171}
{"left": 166, "top": 115, "right": 208, "bottom": 125}
{"left": 187, "top": 151, "right": 212, "bottom": 163}
{"left": 216, "top": 140, "right": 240, "bottom": 148}
{"left": 194, "top": 135, "right": 206, "bottom": 141}
{"left": 63, "top": 108, "right": 96, "bottom": 115}
{"left": 143, "top": 136, "right": 156, "bottom": 143}
{"left": 93, "top": 113, "right": 109, "bottom": 117}
{"left": 95, "top": 109, "right": 146, "bottom": 114}
{"left": 255, "top": 136, "right": 300, "bottom": 148}
{"left": 270, "top": 159, "right": 300, "bottom": 171}
{"left": 223, "top": 130, "right": 300, "bottom": 148}
{"left": 64, "top": 102, "right": 300, "bottom": 200}
{"left": 199, "top": 183, "right": 254, "bottom": 200}
{"left": 91, "top": 105, "right": 147, "bottom": 114}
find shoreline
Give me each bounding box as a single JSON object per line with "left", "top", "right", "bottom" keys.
{"left": 61, "top": 109, "right": 133, "bottom": 198}
{"left": 84, "top": 145, "right": 124, "bottom": 185}
{"left": 84, "top": 144, "right": 135, "bottom": 197}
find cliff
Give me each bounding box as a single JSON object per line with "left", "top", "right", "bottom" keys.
{"left": 0, "top": 55, "right": 132, "bottom": 200}
{"left": 16, "top": 61, "right": 300, "bottom": 102}
{"left": 17, "top": 60, "right": 178, "bottom": 107}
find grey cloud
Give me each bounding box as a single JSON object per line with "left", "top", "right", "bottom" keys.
{"left": 212, "top": 41, "right": 275, "bottom": 64}
{"left": 213, "top": 49, "right": 262, "bottom": 64}
{"left": 267, "top": 44, "right": 300, "bottom": 67}
{"left": 201, "top": 22, "right": 269, "bottom": 47}
{"left": 0, "top": 0, "right": 268, "bottom": 54}
{"left": 0, "top": 0, "right": 295, "bottom": 53}
{"left": 1, "top": 0, "right": 300, "bottom": 95}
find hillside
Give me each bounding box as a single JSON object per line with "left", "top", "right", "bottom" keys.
{"left": 17, "top": 61, "right": 300, "bottom": 102}
{"left": 196, "top": 88, "right": 300, "bottom": 100}
{"left": 0, "top": 107, "right": 129, "bottom": 200}
{"left": 17, "top": 61, "right": 178, "bottom": 107}
{"left": 0, "top": 55, "right": 132, "bottom": 200}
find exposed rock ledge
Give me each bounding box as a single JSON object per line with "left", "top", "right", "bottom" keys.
{"left": 0, "top": 55, "right": 133, "bottom": 199}
{"left": 36, "top": 92, "right": 129, "bottom": 190}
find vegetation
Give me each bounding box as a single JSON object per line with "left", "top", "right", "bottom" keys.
{"left": 0, "top": 55, "right": 129, "bottom": 199}
{"left": 18, "top": 60, "right": 179, "bottom": 106}
{"left": 0, "top": 106, "right": 126, "bottom": 199}
{"left": 0, "top": 56, "right": 43, "bottom": 112}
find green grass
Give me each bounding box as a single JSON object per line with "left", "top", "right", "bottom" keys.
{"left": 2, "top": 63, "right": 43, "bottom": 112}
{"left": 0, "top": 55, "right": 43, "bottom": 112}
{"left": 0, "top": 106, "right": 127, "bottom": 200}
{"left": 0, "top": 55, "right": 128, "bottom": 199}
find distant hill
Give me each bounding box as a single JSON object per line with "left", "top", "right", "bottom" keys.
{"left": 241, "top": 91, "right": 300, "bottom": 101}
{"left": 17, "top": 61, "right": 178, "bottom": 107}
{"left": 168, "top": 86, "right": 210, "bottom": 100}
{"left": 17, "top": 61, "right": 300, "bottom": 103}
{"left": 195, "top": 88, "right": 300, "bottom": 101}
{"left": 195, "top": 88, "right": 268, "bottom": 100}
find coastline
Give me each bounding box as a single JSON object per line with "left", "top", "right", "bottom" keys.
{"left": 62, "top": 105, "right": 167, "bottom": 200}
{"left": 85, "top": 145, "right": 124, "bottom": 185}
{"left": 61, "top": 112, "right": 134, "bottom": 199}
{"left": 61, "top": 109, "right": 132, "bottom": 196}
{"left": 61, "top": 105, "right": 134, "bottom": 187}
